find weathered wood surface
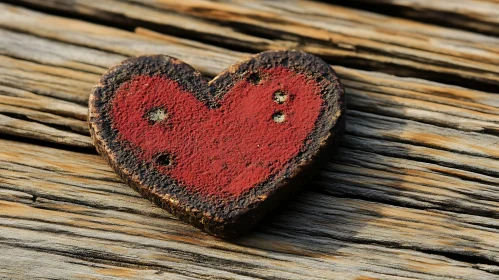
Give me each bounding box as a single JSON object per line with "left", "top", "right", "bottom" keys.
{"left": 330, "top": 0, "right": 499, "bottom": 36}
{"left": 6, "top": 0, "right": 499, "bottom": 92}
{"left": 0, "top": 1, "right": 498, "bottom": 279}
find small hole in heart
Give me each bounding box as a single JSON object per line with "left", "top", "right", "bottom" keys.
{"left": 272, "top": 112, "right": 286, "bottom": 123}
{"left": 147, "top": 107, "right": 168, "bottom": 124}
{"left": 248, "top": 72, "right": 261, "bottom": 85}
{"left": 156, "top": 153, "right": 173, "bottom": 166}
{"left": 210, "top": 103, "right": 221, "bottom": 109}
{"left": 273, "top": 90, "right": 287, "bottom": 104}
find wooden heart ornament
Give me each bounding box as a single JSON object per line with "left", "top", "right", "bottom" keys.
{"left": 89, "top": 50, "right": 345, "bottom": 238}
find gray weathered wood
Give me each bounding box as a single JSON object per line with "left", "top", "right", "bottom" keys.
{"left": 329, "top": 0, "right": 499, "bottom": 36}
{"left": 4, "top": 1, "right": 499, "bottom": 91}
{"left": 1, "top": 139, "right": 499, "bottom": 279}
{"left": 1, "top": 1, "right": 499, "bottom": 279}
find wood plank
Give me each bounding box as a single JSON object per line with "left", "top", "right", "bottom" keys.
{"left": 5, "top": 1, "right": 499, "bottom": 91}
{"left": 1, "top": 19, "right": 498, "bottom": 218}
{"left": 0, "top": 3, "right": 241, "bottom": 77}
{"left": 328, "top": 0, "right": 499, "bottom": 36}
{"left": 1, "top": 2, "right": 499, "bottom": 278}
{"left": 0, "top": 247, "right": 198, "bottom": 280}
{"left": 1, "top": 139, "right": 498, "bottom": 279}
{"left": 0, "top": 55, "right": 98, "bottom": 105}
{"left": 2, "top": 24, "right": 498, "bottom": 152}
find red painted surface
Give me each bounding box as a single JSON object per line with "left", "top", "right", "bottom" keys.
{"left": 110, "top": 67, "right": 323, "bottom": 198}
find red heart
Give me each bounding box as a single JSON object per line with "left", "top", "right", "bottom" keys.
{"left": 111, "top": 66, "right": 322, "bottom": 197}
{"left": 89, "top": 51, "right": 345, "bottom": 237}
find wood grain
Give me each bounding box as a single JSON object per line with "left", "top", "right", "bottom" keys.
{"left": 329, "top": 0, "right": 499, "bottom": 36}
{"left": 1, "top": 0, "right": 499, "bottom": 279}
{"left": 5, "top": 0, "right": 499, "bottom": 92}
{"left": 0, "top": 5, "right": 497, "bottom": 214}
{"left": 1, "top": 139, "right": 498, "bottom": 279}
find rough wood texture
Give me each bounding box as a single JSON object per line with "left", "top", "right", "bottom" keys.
{"left": 1, "top": 1, "right": 498, "bottom": 279}
{"left": 5, "top": 0, "right": 499, "bottom": 92}
{"left": 329, "top": 0, "right": 499, "bottom": 36}
{"left": 2, "top": 139, "right": 499, "bottom": 279}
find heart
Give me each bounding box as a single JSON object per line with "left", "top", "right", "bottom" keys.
{"left": 89, "top": 50, "right": 345, "bottom": 238}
